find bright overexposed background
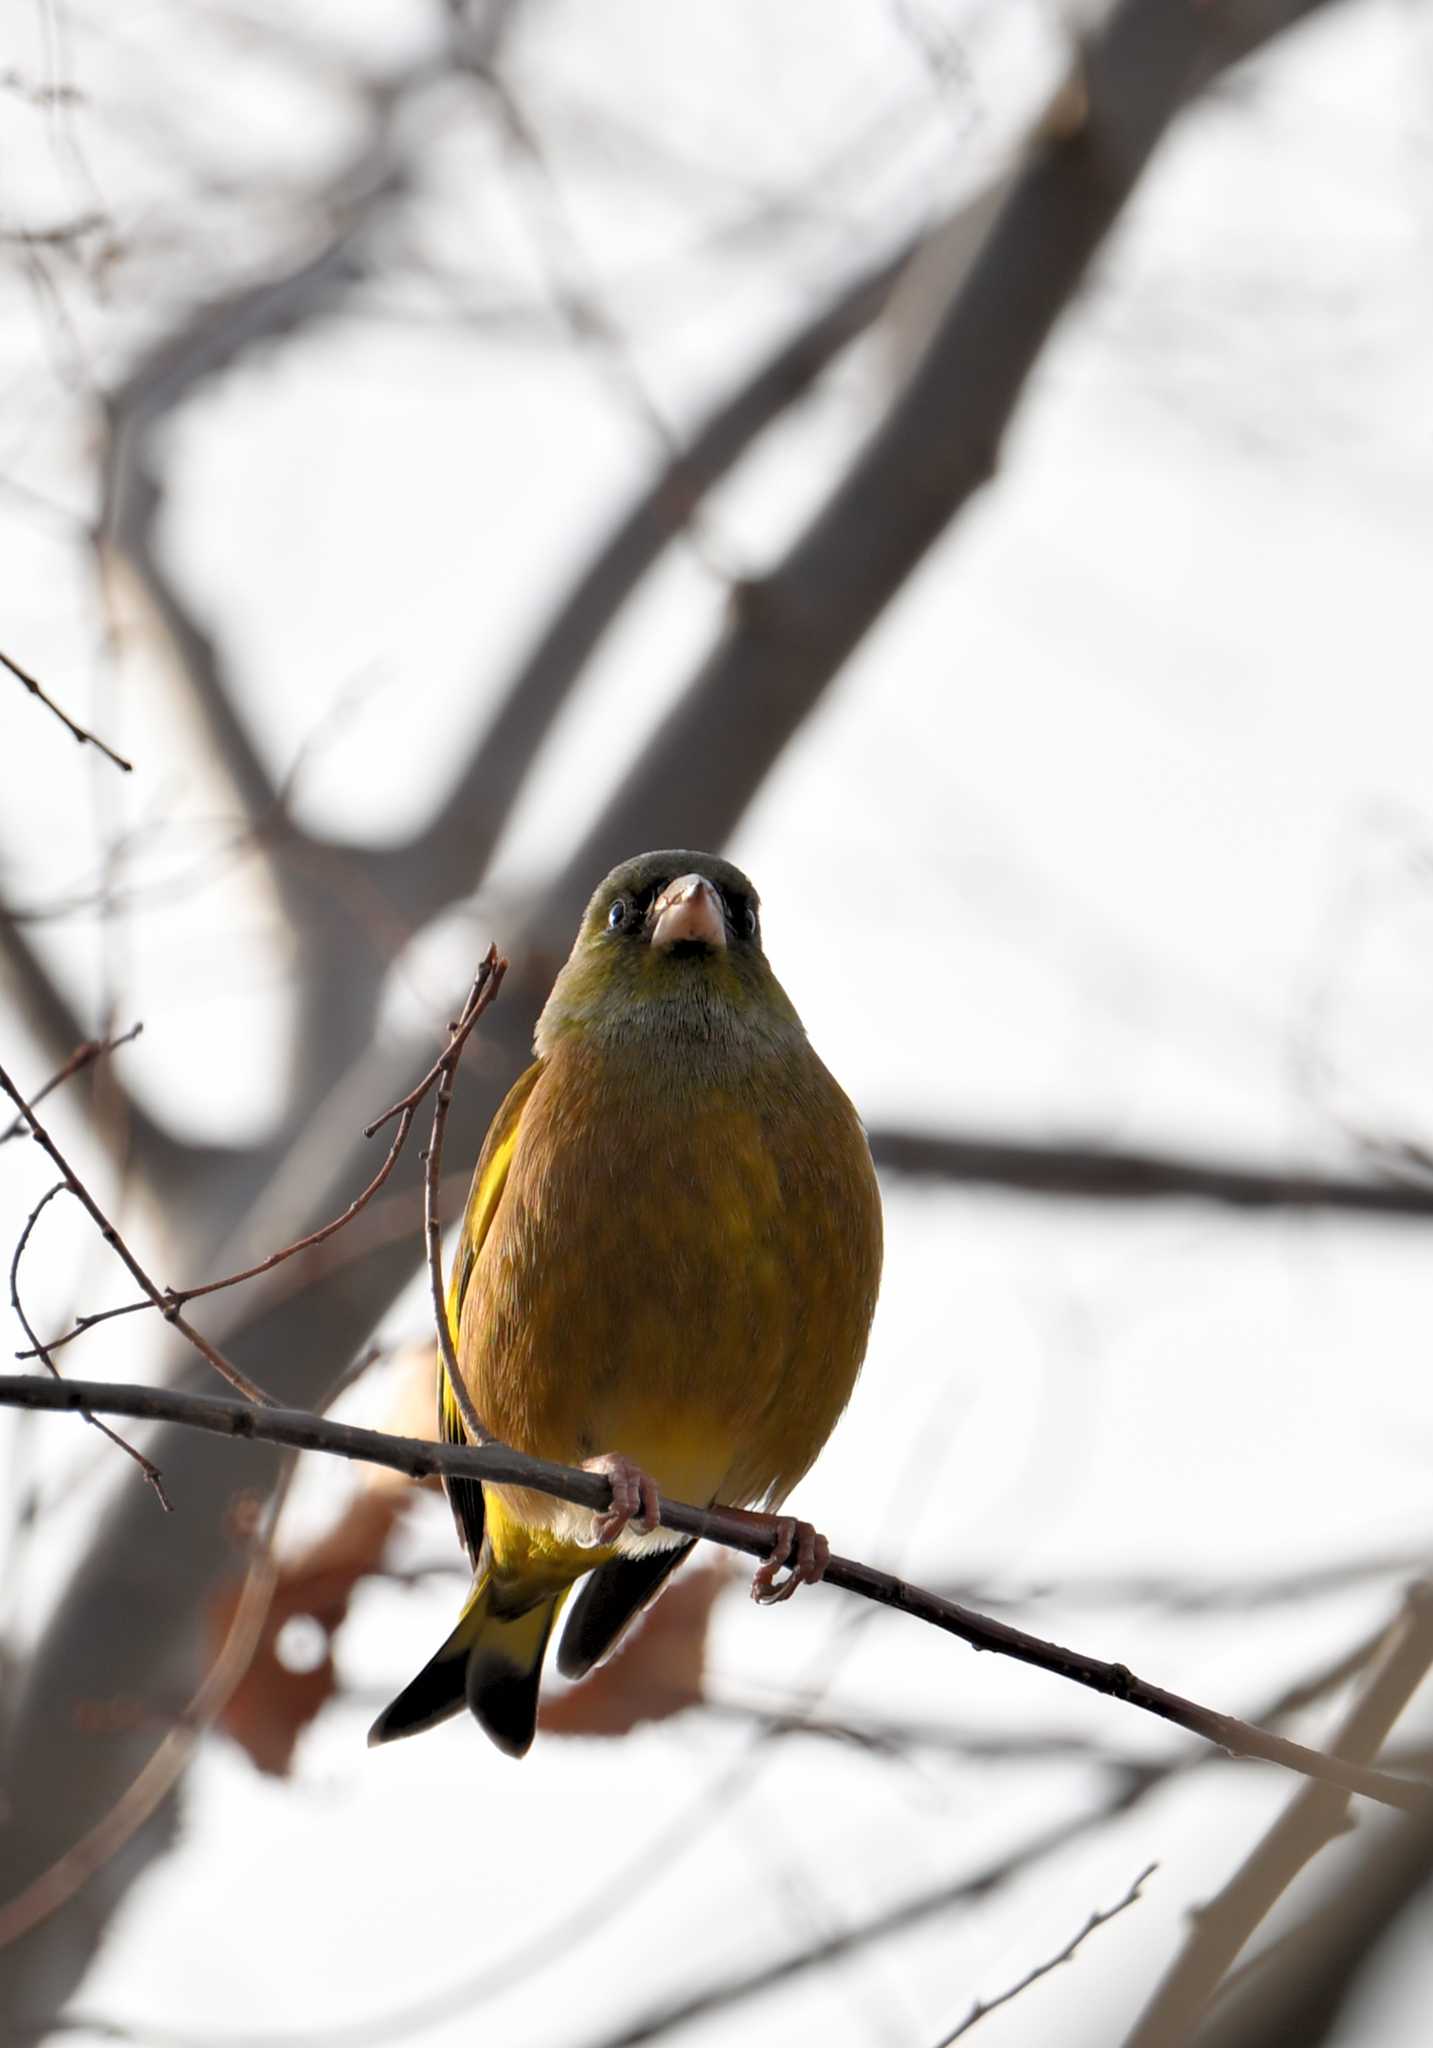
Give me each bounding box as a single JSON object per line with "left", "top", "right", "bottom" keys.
{"left": 3, "top": 1, "right": 1433, "bottom": 2043}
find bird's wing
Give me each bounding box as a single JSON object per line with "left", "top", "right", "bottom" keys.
{"left": 438, "top": 1057, "right": 546, "bottom": 1566}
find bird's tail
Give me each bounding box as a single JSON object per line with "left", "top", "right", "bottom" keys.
{"left": 367, "top": 1573, "right": 566, "bottom": 1758}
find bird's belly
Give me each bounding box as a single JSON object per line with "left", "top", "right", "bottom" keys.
{"left": 498, "top": 1231, "right": 796, "bottom": 1508}
{"left": 461, "top": 1061, "right": 878, "bottom": 1574}
{"left": 486, "top": 1399, "right": 742, "bottom": 1580}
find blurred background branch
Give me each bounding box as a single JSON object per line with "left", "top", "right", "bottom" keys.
{"left": 2, "top": 0, "right": 1427, "bottom": 2041}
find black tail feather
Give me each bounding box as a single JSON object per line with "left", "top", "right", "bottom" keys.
{"left": 557, "top": 1541, "right": 696, "bottom": 1681}
{"left": 367, "top": 1623, "right": 472, "bottom": 1746}
{"left": 466, "top": 1595, "right": 563, "bottom": 1758}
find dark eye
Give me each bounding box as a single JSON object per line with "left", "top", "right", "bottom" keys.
{"left": 741, "top": 902, "right": 758, "bottom": 938}
{"left": 607, "top": 897, "right": 628, "bottom": 931}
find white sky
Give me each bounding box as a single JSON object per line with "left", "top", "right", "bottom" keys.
{"left": 3, "top": 1, "right": 1433, "bottom": 2043}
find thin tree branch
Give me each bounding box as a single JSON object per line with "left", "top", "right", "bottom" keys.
{"left": 0, "top": 1060, "right": 274, "bottom": 1407}
{"left": 8, "top": 1180, "right": 169, "bottom": 1507}
{"left": 13, "top": 956, "right": 502, "bottom": 1364}
{"left": 867, "top": 1128, "right": 1433, "bottom": 1216}
{"left": 504, "top": 1630, "right": 1392, "bottom": 2048}
{"left": 2, "top": 647, "right": 132, "bottom": 772}
{"left": 44, "top": 1626, "right": 1377, "bottom": 2048}
{"left": 0, "top": 1374, "right": 1428, "bottom": 1819}
{"left": 565, "top": 1823, "right": 1172, "bottom": 2048}
{"left": 1124, "top": 1584, "right": 1433, "bottom": 2047}
{"left": 0, "top": 4, "right": 1353, "bottom": 2024}
{"left": 419, "top": 955, "right": 506, "bottom": 1444}
{"left": 934, "top": 1862, "right": 1157, "bottom": 2045}
{"left": 33, "top": 1106, "right": 1433, "bottom": 1365}
{"left": 361, "top": 950, "right": 504, "bottom": 1140}
{"left": 0, "top": 1024, "right": 142, "bottom": 1146}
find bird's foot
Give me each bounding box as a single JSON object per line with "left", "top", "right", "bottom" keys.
{"left": 582, "top": 1452, "right": 662, "bottom": 1545}
{"left": 720, "top": 1508, "right": 831, "bottom": 1605}
{"left": 752, "top": 1516, "right": 830, "bottom": 1605}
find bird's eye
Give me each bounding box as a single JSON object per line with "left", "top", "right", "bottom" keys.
{"left": 607, "top": 897, "right": 628, "bottom": 931}
{"left": 741, "top": 903, "right": 758, "bottom": 938}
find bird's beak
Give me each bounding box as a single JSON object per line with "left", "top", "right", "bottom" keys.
{"left": 649, "top": 874, "right": 727, "bottom": 951}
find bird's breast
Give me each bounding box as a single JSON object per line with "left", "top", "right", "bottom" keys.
{"left": 461, "top": 1035, "right": 881, "bottom": 1517}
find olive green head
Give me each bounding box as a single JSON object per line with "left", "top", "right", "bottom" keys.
{"left": 536, "top": 850, "right": 804, "bottom": 1056}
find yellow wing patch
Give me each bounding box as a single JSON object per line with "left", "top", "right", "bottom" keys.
{"left": 444, "top": 1122, "right": 522, "bottom": 1365}
{"left": 438, "top": 1059, "right": 544, "bottom": 1562}
{"left": 439, "top": 1118, "right": 520, "bottom": 1455}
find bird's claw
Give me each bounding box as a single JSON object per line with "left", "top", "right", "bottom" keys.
{"left": 583, "top": 1452, "right": 662, "bottom": 1546}
{"left": 750, "top": 1515, "right": 830, "bottom": 1605}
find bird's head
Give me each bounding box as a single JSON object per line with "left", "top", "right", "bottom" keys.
{"left": 535, "top": 849, "right": 804, "bottom": 1057}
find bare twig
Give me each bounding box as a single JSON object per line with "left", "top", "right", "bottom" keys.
{"left": 0, "top": 1, "right": 1356, "bottom": 2020}
{"left": 420, "top": 952, "right": 506, "bottom": 1444}
{"left": 1124, "top": 1584, "right": 1433, "bottom": 2047}
{"left": 3, "top": 1024, "right": 156, "bottom": 1499}
{"left": 17, "top": 961, "right": 505, "bottom": 1365}
{"left": 8, "top": 1181, "right": 169, "bottom": 1507}
{"left": 0, "top": 1024, "right": 143, "bottom": 1146}
{"left": 566, "top": 1809, "right": 1146, "bottom": 2048}
{"left": 2, "top": 646, "right": 132, "bottom": 772}
{"left": 525, "top": 1629, "right": 1392, "bottom": 2048}
{"left": 1, "top": 1374, "right": 1428, "bottom": 1817}
{"left": 0, "top": 1059, "right": 274, "bottom": 1406}
{"left": 36, "top": 1170, "right": 471, "bottom": 1348}
{"left": 934, "top": 1862, "right": 1157, "bottom": 2044}
{"left": 361, "top": 950, "right": 504, "bottom": 1140}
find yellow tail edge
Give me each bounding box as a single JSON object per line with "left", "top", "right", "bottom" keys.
{"left": 367, "top": 1575, "right": 567, "bottom": 1758}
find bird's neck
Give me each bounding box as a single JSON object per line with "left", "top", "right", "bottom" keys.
{"left": 535, "top": 973, "right": 806, "bottom": 1077}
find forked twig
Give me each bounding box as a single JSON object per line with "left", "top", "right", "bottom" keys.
{"left": 934, "top": 1862, "right": 1157, "bottom": 2044}
{"left": 362, "top": 948, "right": 505, "bottom": 1140}
{"left": 0, "top": 1057, "right": 275, "bottom": 1407}
{"left": 14, "top": 954, "right": 507, "bottom": 1370}
{"left": 25, "top": 1059, "right": 448, "bottom": 1358}
{"left": 8, "top": 1181, "right": 170, "bottom": 1507}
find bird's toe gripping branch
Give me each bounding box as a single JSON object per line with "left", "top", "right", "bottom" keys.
{"left": 751, "top": 1514, "right": 830, "bottom": 1604}
{"left": 711, "top": 1508, "right": 831, "bottom": 1604}
{"left": 583, "top": 1452, "right": 663, "bottom": 1545}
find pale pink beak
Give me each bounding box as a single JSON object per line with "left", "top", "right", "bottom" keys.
{"left": 649, "top": 873, "right": 727, "bottom": 951}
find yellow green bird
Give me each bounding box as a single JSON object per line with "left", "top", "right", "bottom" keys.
{"left": 368, "top": 850, "right": 883, "bottom": 1757}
